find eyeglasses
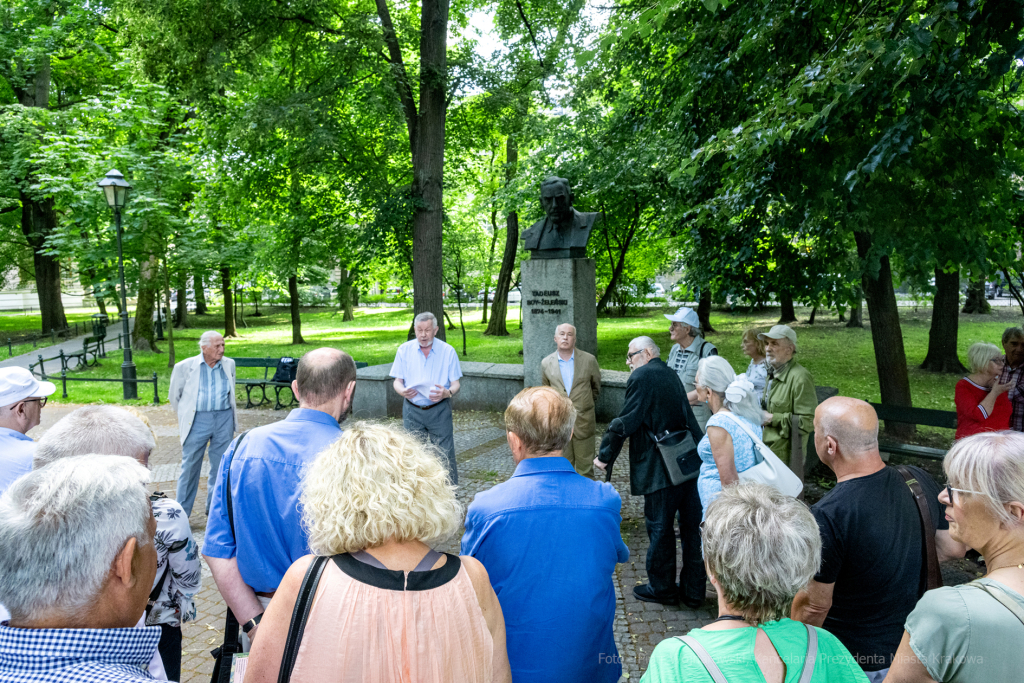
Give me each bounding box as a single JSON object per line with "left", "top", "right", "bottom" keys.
{"left": 626, "top": 350, "right": 644, "bottom": 362}
{"left": 19, "top": 396, "right": 47, "bottom": 409}
{"left": 945, "top": 484, "right": 985, "bottom": 505}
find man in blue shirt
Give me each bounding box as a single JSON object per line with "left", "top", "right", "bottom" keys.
{"left": 391, "top": 311, "right": 463, "bottom": 484}
{"left": 0, "top": 367, "right": 55, "bottom": 496}
{"left": 203, "top": 347, "right": 356, "bottom": 645}
{"left": 462, "top": 386, "right": 629, "bottom": 683}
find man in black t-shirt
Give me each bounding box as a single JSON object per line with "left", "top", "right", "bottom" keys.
{"left": 791, "top": 397, "right": 966, "bottom": 683}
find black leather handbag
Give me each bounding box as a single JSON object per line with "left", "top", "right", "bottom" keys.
{"left": 651, "top": 429, "right": 701, "bottom": 486}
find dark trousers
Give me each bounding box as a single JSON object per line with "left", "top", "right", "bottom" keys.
{"left": 157, "top": 624, "right": 182, "bottom": 681}
{"left": 643, "top": 479, "right": 705, "bottom": 601}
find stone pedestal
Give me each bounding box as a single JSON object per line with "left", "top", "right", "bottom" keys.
{"left": 522, "top": 258, "right": 597, "bottom": 387}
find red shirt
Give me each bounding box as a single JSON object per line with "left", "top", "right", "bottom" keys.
{"left": 955, "top": 377, "right": 1011, "bottom": 439}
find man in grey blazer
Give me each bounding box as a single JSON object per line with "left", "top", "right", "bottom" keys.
{"left": 169, "top": 330, "right": 238, "bottom": 516}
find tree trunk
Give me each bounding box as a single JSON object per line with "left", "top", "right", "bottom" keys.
{"left": 339, "top": 268, "right": 355, "bottom": 322}
{"left": 482, "top": 209, "right": 500, "bottom": 324}
{"left": 697, "top": 288, "right": 716, "bottom": 333}
{"left": 485, "top": 137, "right": 520, "bottom": 337}
{"left": 597, "top": 201, "right": 641, "bottom": 314}
{"left": 846, "top": 288, "right": 863, "bottom": 327}
{"left": 175, "top": 280, "right": 189, "bottom": 328}
{"left": 194, "top": 272, "right": 208, "bottom": 314}
{"left": 807, "top": 305, "right": 818, "bottom": 324}
{"left": 21, "top": 192, "right": 67, "bottom": 334}
{"left": 163, "top": 259, "right": 176, "bottom": 367}
{"left": 921, "top": 268, "right": 967, "bottom": 373}
{"left": 133, "top": 256, "right": 160, "bottom": 352}
{"left": 962, "top": 279, "right": 990, "bottom": 314}
{"left": 96, "top": 295, "right": 108, "bottom": 317}
{"left": 456, "top": 293, "right": 467, "bottom": 355}
{"left": 855, "top": 231, "right": 913, "bottom": 438}
{"left": 221, "top": 266, "right": 237, "bottom": 337}
{"left": 289, "top": 275, "right": 305, "bottom": 344}
{"left": 778, "top": 290, "right": 798, "bottom": 323}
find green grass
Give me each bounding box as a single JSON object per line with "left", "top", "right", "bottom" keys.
{"left": 26, "top": 303, "right": 1024, "bottom": 417}
{"left": 0, "top": 310, "right": 103, "bottom": 336}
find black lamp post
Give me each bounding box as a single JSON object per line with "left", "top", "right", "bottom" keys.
{"left": 98, "top": 169, "right": 137, "bottom": 400}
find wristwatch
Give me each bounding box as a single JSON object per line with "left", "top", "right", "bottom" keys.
{"left": 242, "top": 613, "right": 263, "bottom": 635}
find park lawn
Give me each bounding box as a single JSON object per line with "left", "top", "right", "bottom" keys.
{"left": 40, "top": 304, "right": 1021, "bottom": 441}
{"left": 0, "top": 310, "right": 103, "bottom": 336}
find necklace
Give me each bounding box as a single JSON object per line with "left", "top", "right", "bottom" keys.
{"left": 712, "top": 615, "right": 749, "bottom": 623}
{"left": 987, "top": 562, "right": 1024, "bottom": 573}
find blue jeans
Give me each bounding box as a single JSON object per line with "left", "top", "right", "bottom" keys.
{"left": 643, "top": 479, "right": 705, "bottom": 601}
{"left": 402, "top": 398, "right": 457, "bottom": 485}
{"left": 177, "top": 409, "right": 234, "bottom": 516}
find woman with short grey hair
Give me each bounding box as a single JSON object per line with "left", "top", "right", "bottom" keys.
{"left": 954, "top": 341, "right": 1012, "bottom": 439}
{"left": 887, "top": 431, "right": 1024, "bottom": 683}
{"left": 641, "top": 484, "right": 866, "bottom": 683}
{"left": 693, "top": 356, "right": 764, "bottom": 517}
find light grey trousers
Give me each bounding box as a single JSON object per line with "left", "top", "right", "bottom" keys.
{"left": 177, "top": 408, "right": 234, "bottom": 516}
{"left": 402, "top": 398, "right": 457, "bottom": 485}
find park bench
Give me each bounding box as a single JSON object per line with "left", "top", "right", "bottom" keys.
{"left": 232, "top": 357, "right": 368, "bottom": 410}
{"left": 869, "top": 403, "right": 956, "bottom": 461}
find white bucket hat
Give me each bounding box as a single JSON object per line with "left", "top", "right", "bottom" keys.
{"left": 664, "top": 306, "right": 700, "bottom": 329}
{"left": 0, "top": 367, "right": 56, "bottom": 407}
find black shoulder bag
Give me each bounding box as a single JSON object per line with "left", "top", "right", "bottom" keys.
{"left": 896, "top": 465, "right": 943, "bottom": 592}
{"left": 210, "top": 430, "right": 252, "bottom": 683}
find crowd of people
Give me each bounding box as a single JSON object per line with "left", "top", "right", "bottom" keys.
{"left": 1, "top": 313, "right": 1024, "bottom": 683}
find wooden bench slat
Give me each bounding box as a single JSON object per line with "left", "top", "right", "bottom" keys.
{"left": 869, "top": 403, "right": 958, "bottom": 430}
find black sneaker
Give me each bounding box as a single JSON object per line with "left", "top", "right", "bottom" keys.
{"left": 633, "top": 584, "right": 679, "bottom": 606}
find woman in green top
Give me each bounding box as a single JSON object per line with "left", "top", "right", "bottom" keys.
{"left": 887, "top": 431, "right": 1024, "bottom": 683}
{"left": 641, "top": 483, "right": 867, "bottom": 683}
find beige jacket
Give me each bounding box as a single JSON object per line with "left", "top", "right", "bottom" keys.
{"left": 541, "top": 348, "right": 601, "bottom": 440}
{"left": 168, "top": 354, "right": 239, "bottom": 445}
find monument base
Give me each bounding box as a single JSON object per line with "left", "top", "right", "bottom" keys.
{"left": 522, "top": 258, "right": 597, "bottom": 387}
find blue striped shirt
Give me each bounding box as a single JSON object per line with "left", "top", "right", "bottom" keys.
{"left": 196, "top": 360, "right": 230, "bottom": 413}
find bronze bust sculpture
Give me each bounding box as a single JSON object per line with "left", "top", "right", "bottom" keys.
{"left": 521, "top": 176, "right": 601, "bottom": 259}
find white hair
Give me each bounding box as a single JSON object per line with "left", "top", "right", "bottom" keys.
{"left": 945, "top": 431, "right": 1024, "bottom": 525}
{"left": 631, "top": 336, "right": 661, "bottom": 357}
{"left": 696, "top": 356, "right": 764, "bottom": 427}
{"left": 199, "top": 330, "right": 221, "bottom": 349}
{"left": 0, "top": 455, "right": 152, "bottom": 622}
{"left": 34, "top": 405, "right": 156, "bottom": 469}
{"left": 413, "top": 312, "right": 438, "bottom": 328}
{"left": 967, "top": 342, "right": 1002, "bottom": 374}
{"left": 702, "top": 483, "right": 821, "bottom": 625}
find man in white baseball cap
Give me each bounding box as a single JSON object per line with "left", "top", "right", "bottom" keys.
{"left": 0, "top": 367, "right": 56, "bottom": 495}
{"left": 664, "top": 306, "right": 718, "bottom": 430}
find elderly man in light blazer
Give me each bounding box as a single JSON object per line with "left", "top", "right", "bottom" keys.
{"left": 541, "top": 323, "right": 602, "bottom": 477}
{"left": 169, "top": 330, "right": 238, "bottom": 517}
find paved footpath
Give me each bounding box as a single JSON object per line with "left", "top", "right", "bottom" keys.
{"left": 1, "top": 319, "right": 135, "bottom": 371}
{"left": 29, "top": 404, "right": 716, "bottom": 681}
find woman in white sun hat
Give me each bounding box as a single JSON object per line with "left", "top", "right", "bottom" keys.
{"left": 665, "top": 306, "right": 717, "bottom": 431}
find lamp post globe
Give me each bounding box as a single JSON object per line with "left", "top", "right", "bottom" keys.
{"left": 97, "top": 169, "right": 137, "bottom": 400}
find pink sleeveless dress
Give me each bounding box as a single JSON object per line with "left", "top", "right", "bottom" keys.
{"left": 289, "top": 553, "right": 494, "bottom": 682}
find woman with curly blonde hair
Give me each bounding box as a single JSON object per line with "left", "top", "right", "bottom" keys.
{"left": 247, "top": 423, "right": 511, "bottom": 683}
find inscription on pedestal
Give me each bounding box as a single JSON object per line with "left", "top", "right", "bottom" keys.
{"left": 527, "top": 290, "right": 569, "bottom": 316}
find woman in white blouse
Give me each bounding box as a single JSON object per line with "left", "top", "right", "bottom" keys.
{"left": 741, "top": 328, "right": 768, "bottom": 403}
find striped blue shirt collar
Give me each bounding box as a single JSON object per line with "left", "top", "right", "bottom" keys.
{"left": 0, "top": 623, "right": 159, "bottom": 682}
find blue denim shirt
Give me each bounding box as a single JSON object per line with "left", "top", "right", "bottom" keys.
{"left": 0, "top": 429, "right": 34, "bottom": 496}
{"left": 203, "top": 409, "right": 342, "bottom": 592}
{"left": 461, "top": 457, "right": 629, "bottom": 683}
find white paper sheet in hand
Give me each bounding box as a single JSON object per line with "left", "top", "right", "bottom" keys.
{"left": 408, "top": 383, "right": 439, "bottom": 400}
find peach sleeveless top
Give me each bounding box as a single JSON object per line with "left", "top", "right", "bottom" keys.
{"left": 289, "top": 553, "right": 493, "bottom": 682}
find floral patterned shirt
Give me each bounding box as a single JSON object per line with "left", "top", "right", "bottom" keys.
{"left": 145, "top": 494, "right": 201, "bottom": 627}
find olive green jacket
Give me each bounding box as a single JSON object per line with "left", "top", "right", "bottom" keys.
{"left": 761, "top": 360, "right": 817, "bottom": 465}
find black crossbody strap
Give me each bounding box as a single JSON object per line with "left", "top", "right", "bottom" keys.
{"left": 278, "top": 556, "right": 331, "bottom": 683}
{"left": 896, "top": 465, "right": 943, "bottom": 591}
{"left": 226, "top": 430, "right": 252, "bottom": 544}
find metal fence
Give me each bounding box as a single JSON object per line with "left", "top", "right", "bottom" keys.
{"left": 28, "top": 337, "right": 160, "bottom": 406}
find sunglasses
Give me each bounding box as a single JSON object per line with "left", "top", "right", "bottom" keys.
{"left": 19, "top": 396, "right": 47, "bottom": 408}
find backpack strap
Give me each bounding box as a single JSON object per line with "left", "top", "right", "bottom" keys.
{"left": 797, "top": 623, "right": 818, "bottom": 683}
{"left": 675, "top": 635, "right": 730, "bottom": 683}
{"left": 895, "top": 465, "right": 942, "bottom": 591}
{"left": 278, "top": 556, "right": 331, "bottom": 683}
{"left": 968, "top": 580, "right": 1024, "bottom": 627}
{"left": 225, "top": 430, "right": 253, "bottom": 545}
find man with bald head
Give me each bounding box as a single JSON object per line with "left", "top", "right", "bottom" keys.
{"left": 541, "top": 323, "right": 602, "bottom": 476}
{"left": 792, "top": 397, "right": 964, "bottom": 682}
{"left": 463, "top": 386, "right": 628, "bottom": 682}
{"left": 204, "top": 347, "right": 356, "bottom": 648}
